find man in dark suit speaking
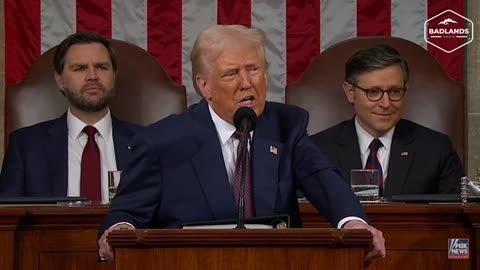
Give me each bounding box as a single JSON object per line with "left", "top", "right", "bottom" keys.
{"left": 0, "top": 32, "right": 140, "bottom": 203}
{"left": 311, "top": 45, "right": 464, "bottom": 197}
{"left": 98, "top": 25, "right": 385, "bottom": 262}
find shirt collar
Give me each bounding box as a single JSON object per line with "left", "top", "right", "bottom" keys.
{"left": 67, "top": 107, "right": 113, "bottom": 141}
{"left": 208, "top": 105, "right": 236, "bottom": 145}
{"left": 354, "top": 116, "right": 395, "bottom": 155}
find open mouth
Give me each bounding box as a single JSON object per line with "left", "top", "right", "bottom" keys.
{"left": 240, "top": 96, "right": 255, "bottom": 106}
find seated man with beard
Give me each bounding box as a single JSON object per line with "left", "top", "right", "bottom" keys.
{"left": 0, "top": 32, "right": 141, "bottom": 203}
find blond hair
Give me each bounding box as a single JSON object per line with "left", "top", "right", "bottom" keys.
{"left": 190, "top": 25, "right": 267, "bottom": 95}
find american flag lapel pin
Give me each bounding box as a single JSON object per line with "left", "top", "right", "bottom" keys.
{"left": 401, "top": 151, "right": 408, "bottom": 156}
{"left": 270, "top": 145, "right": 278, "bottom": 155}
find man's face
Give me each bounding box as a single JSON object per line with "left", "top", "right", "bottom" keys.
{"left": 196, "top": 46, "right": 267, "bottom": 124}
{"left": 54, "top": 43, "right": 115, "bottom": 112}
{"left": 343, "top": 65, "right": 406, "bottom": 137}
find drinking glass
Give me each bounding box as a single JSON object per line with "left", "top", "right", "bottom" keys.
{"left": 350, "top": 169, "right": 380, "bottom": 202}
{"left": 108, "top": 171, "right": 122, "bottom": 203}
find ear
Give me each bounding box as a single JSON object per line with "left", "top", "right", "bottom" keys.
{"left": 343, "top": 82, "right": 355, "bottom": 104}
{"left": 54, "top": 72, "right": 65, "bottom": 93}
{"left": 195, "top": 75, "right": 212, "bottom": 100}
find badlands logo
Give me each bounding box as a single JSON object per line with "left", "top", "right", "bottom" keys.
{"left": 424, "top": 10, "right": 474, "bottom": 53}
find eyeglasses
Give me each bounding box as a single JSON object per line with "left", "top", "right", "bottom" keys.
{"left": 351, "top": 83, "right": 407, "bottom": 102}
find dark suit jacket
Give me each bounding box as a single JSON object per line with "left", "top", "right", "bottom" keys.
{"left": 0, "top": 113, "right": 141, "bottom": 197}
{"left": 311, "top": 118, "right": 464, "bottom": 197}
{"left": 99, "top": 100, "right": 366, "bottom": 234}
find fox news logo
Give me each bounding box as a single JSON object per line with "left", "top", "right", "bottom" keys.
{"left": 448, "top": 238, "right": 469, "bottom": 259}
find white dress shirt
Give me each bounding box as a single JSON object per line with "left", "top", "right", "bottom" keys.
{"left": 67, "top": 108, "right": 118, "bottom": 203}
{"left": 209, "top": 105, "right": 252, "bottom": 186}
{"left": 355, "top": 116, "right": 394, "bottom": 185}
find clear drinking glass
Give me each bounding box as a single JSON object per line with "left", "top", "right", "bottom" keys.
{"left": 350, "top": 169, "right": 380, "bottom": 202}
{"left": 462, "top": 169, "right": 480, "bottom": 203}
{"left": 108, "top": 170, "right": 122, "bottom": 203}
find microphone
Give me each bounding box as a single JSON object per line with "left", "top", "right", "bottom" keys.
{"left": 233, "top": 107, "right": 257, "bottom": 229}
{"left": 233, "top": 107, "right": 256, "bottom": 133}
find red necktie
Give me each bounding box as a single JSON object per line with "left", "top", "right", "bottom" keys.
{"left": 80, "top": 126, "right": 101, "bottom": 202}
{"left": 365, "top": 138, "right": 384, "bottom": 196}
{"left": 232, "top": 131, "right": 255, "bottom": 218}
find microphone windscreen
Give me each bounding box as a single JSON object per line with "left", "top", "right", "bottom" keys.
{"left": 233, "top": 107, "right": 257, "bottom": 132}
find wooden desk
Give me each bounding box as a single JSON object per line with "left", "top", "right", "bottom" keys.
{"left": 461, "top": 204, "right": 480, "bottom": 269}
{"left": 0, "top": 205, "right": 113, "bottom": 270}
{"left": 301, "top": 202, "right": 474, "bottom": 269}
{"left": 0, "top": 208, "right": 24, "bottom": 270}
{"left": 0, "top": 203, "right": 478, "bottom": 270}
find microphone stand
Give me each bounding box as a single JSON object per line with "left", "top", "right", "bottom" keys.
{"left": 236, "top": 130, "right": 250, "bottom": 229}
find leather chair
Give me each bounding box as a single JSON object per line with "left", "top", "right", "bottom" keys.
{"left": 285, "top": 36, "right": 465, "bottom": 164}
{"left": 5, "top": 39, "right": 187, "bottom": 145}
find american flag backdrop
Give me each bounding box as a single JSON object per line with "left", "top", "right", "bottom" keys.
{"left": 5, "top": 0, "right": 464, "bottom": 105}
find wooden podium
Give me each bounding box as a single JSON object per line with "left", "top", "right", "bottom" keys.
{"left": 1, "top": 203, "right": 479, "bottom": 269}
{"left": 107, "top": 228, "right": 372, "bottom": 270}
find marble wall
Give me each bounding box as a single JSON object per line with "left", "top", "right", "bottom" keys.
{"left": 466, "top": 0, "right": 480, "bottom": 178}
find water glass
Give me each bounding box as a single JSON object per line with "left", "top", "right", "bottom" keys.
{"left": 350, "top": 169, "right": 380, "bottom": 202}
{"left": 460, "top": 174, "right": 480, "bottom": 203}
{"left": 108, "top": 170, "right": 122, "bottom": 203}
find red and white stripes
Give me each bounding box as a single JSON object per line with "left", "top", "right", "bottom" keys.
{"left": 5, "top": 0, "right": 464, "bottom": 105}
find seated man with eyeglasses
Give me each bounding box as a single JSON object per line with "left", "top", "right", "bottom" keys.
{"left": 311, "top": 45, "right": 464, "bottom": 197}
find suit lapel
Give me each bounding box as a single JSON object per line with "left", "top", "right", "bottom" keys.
{"left": 47, "top": 115, "right": 68, "bottom": 196}
{"left": 112, "top": 117, "right": 134, "bottom": 170}
{"left": 336, "top": 119, "right": 363, "bottom": 181}
{"left": 251, "top": 126, "right": 282, "bottom": 217}
{"left": 384, "top": 120, "right": 415, "bottom": 196}
{"left": 191, "top": 101, "right": 236, "bottom": 220}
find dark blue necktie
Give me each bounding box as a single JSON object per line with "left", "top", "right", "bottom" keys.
{"left": 365, "top": 138, "right": 384, "bottom": 196}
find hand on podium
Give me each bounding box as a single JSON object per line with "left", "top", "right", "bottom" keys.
{"left": 343, "top": 220, "right": 385, "bottom": 266}
{"left": 98, "top": 223, "right": 134, "bottom": 262}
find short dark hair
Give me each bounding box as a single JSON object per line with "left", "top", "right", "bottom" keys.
{"left": 53, "top": 32, "right": 117, "bottom": 74}
{"left": 345, "top": 44, "right": 409, "bottom": 84}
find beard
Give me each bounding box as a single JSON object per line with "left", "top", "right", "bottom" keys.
{"left": 63, "top": 83, "right": 115, "bottom": 113}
